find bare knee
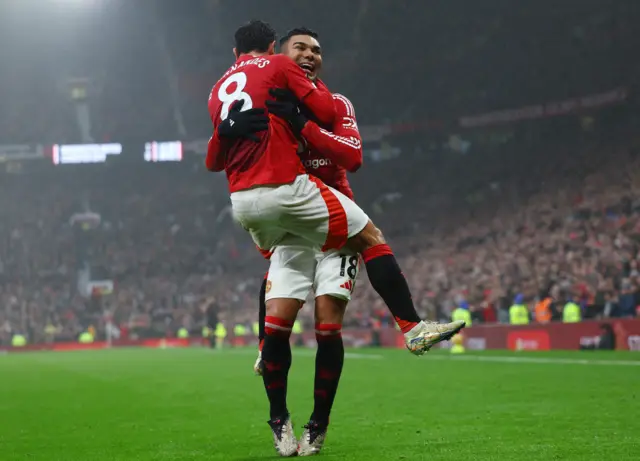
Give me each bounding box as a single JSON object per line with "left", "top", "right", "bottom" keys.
{"left": 314, "top": 295, "right": 347, "bottom": 325}
{"left": 266, "top": 298, "right": 303, "bottom": 322}
{"left": 346, "top": 220, "right": 386, "bottom": 254}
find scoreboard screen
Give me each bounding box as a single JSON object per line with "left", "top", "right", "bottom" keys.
{"left": 144, "top": 141, "right": 183, "bottom": 162}
{"left": 52, "top": 143, "right": 122, "bottom": 165}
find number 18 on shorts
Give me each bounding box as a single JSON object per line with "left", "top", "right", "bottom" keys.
{"left": 265, "top": 243, "right": 360, "bottom": 303}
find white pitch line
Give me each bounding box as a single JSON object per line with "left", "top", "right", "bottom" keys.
{"left": 427, "top": 354, "right": 640, "bottom": 367}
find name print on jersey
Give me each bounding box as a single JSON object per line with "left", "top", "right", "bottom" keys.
{"left": 221, "top": 57, "right": 271, "bottom": 81}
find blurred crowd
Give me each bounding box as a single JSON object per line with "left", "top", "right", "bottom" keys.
{"left": 2, "top": 1, "right": 640, "bottom": 345}
{"left": 352, "top": 118, "right": 640, "bottom": 326}
{"left": 2, "top": 112, "right": 640, "bottom": 345}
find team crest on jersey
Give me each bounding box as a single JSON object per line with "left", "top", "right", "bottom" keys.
{"left": 265, "top": 280, "right": 272, "bottom": 293}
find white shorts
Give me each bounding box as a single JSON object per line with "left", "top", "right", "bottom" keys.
{"left": 265, "top": 235, "right": 360, "bottom": 302}
{"left": 230, "top": 174, "right": 369, "bottom": 252}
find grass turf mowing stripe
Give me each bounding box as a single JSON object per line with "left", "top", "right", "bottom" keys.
{"left": 205, "top": 346, "right": 640, "bottom": 365}
{"left": 429, "top": 353, "right": 640, "bottom": 366}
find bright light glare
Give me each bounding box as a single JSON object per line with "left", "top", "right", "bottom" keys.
{"left": 49, "top": 0, "right": 99, "bottom": 4}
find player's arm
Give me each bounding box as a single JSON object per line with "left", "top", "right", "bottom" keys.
{"left": 279, "top": 56, "right": 336, "bottom": 125}
{"left": 299, "top": 93, "right": 363, "bottom": 172}
{"left": 205, "top": 100, "right": 268, "bottom": 172}
{"left": 205, "top": 131, "right": 227, "bottom": 172}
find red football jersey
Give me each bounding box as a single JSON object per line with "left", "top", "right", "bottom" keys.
{"left": 299, "top": 90, "right": 362, "bottom": 200}
{"left": 207, "top": 54, "right": 336, "bottom": 193}
{"left": 256, "top": 89, "right": 362, "bottom": 260}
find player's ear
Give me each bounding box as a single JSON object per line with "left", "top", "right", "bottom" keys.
{"left": 233, "top": 47, "right": 239, "bottom": 59}
{"left": 267, "top": 41, "right": 276, "bottom": 55}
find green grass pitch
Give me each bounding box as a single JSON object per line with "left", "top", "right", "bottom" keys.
{"left": 1, "top": 347, "right": 639, "bottom": 460}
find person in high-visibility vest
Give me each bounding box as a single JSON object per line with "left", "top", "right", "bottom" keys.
{"left": 252, "top": 321, "right": 260, "bottom": 338}
{"left": 452, "top": 301, "right": 472, "bottom": 326}
{"left": 509, "top": 294, "right": 530, "bottom": 325}
{"left": 202, "top": 326, "right": 213, "bottom": 348}
{"left": 79, "top": 331, "right": 94, "bottom": 343}
{"left": 450, "top": 301, "right": 471, "bottom": 354}
{"left": 177, "top": 327, "right": 189, "bottom": 339}
{"left": 292, "top": 319, "right": 304, "bottom": 346}
{"left": 11, "top": 334, "right": 27, "bottom": 347}
{"left": 450, "top": 332, "right": 465, "bottom": 354}
{"left": 563, "top": 300, "right": 582, "bottom": 323}
{"left": 234, "top": 323, "right": 248, "bottom": 347}
{"left": 214, "top": 322, "right": 227, "bottom": 349}
{"left": 534, "top": 295, "right": 552, "bottom": 323}
{"left": 234, "top": 324, "right": 248, "bottom": 337}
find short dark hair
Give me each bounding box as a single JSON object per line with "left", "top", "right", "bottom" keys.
{"left": 279, "top": 27, "right": 319, "bottom": 46}
{"left": 234, "top": 20, "right": 277, "bottom": 54}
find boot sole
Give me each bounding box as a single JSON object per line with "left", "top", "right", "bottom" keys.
{"left": 423, "top": 322, "right": 466, "bottom": 352}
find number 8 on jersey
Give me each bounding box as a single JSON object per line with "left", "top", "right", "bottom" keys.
{"left": 218, "top": 72, "right": 253, "bottom": 120}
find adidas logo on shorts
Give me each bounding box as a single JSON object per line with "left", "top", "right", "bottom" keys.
{"left": 340, "top": 280, "right": 354, "bottom": 292}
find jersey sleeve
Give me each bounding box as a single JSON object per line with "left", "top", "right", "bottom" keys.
{"left": 205, "top": 130, "right": 227, "bottom": 172}
{"left": 300, "top": 93, "right": 363, "bottom": 172}
{"left": 278, "top": 57, "right": 336, "bottom": 126}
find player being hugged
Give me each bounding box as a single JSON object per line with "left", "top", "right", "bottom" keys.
{"left": 256, "top": 28, "right": 363, "bottom": 457}
{"left": 207, "top": 21, "right": 465, "bottom": 457}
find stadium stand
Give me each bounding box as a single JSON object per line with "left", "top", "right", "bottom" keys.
{"left": 1, "top": 0, "right": 639, "bottom": 345}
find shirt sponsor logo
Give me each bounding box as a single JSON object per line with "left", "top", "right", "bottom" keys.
{"left": 303, "top": 158, "right": 332, "bottom": 169}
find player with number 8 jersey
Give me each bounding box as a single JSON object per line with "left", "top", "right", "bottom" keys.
{"left": 207, "top": 20, "right": 371, "bottom": 257}
{"left": 207, "top": 35, "right": 335, "bottom": 193}
{"left": 210, "top": 23, "right": 466, "bottom": 458}
{"left": 208, "top": 21, "right": 465, "bottom": 358}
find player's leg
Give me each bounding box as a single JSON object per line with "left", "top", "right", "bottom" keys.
{"left": 298, "top": 249, "right": 352, "bottom": 456}
{"left": 229, "top": 186, "right": 288, "bottom": 251}
{"left": 346, "top": 220, "right": 464, "bottom": 354}
{"left": 263, "top": 297, "right": 299, "bottom": 457}
{"left": 262, "top": 242, "right": 315, "bottom": 457}
{"left": 254, "top": 272, "right": 268, "bottom": 376}
{"left": 298, "top": 294, "right": 346, "bottom": 457}
{"left": 256, "top": 175, "right": 464, "bottom": 355}
{"left": 287, "top": 176, "right": 464, "bottom": 354}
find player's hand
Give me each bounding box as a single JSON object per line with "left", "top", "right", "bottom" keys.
{"left": 266, "top": 89, "right": 308, "bottom": 134}
{"left": 269, "top": 88, "right": 300, "bottom": 104}
{"left": 218, "top": 100, "right": 268, "bottom": 143}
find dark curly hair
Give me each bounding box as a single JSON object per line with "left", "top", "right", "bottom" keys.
{"left": 234, "top": 20, "right": 277, "bottom": 54}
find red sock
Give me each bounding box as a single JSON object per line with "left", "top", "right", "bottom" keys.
{"left": 362, "top": 244, "right": 420, "bottom": 334}
{"left": 312, "top": 324, "right": 344, "bottom": 425}
{"left": 262, "top": 316, "right": 293, "bottom": 420}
